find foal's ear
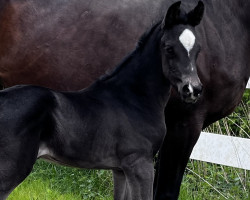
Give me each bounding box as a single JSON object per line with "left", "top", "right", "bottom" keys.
{"left": 187, "top": 1, "right": 204, "bottom": 26}
{"left": 161, "top": 1, "right": 181, "bottom": 29}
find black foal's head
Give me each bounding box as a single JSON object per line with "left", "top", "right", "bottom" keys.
{"left": 160, "top": 1, "right": 204, "bottom": 103}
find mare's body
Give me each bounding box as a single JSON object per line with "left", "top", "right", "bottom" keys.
{"left": 0, "top": 0, "right": 249, "bottom": 199}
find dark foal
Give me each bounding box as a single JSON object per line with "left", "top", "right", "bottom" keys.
{"left": 0, "top": 2, "right": 204, "bottom": 200}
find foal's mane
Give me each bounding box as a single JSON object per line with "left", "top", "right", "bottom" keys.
{"left": 98, "top": 22, "right": 162, "bottom": 82}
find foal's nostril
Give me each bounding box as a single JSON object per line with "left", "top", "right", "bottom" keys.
{"left": 193, "top": 85, "right": 203, "bottom": 97}
{"left": 182, "top": 84, "right": 191, "bottom": 96}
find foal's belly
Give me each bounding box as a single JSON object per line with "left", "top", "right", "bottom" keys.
{"left": 37, "top": 125, "right": 157, "bottom": 170}
{"left": 37, "top": 142, "right": 121, "bottom": 169}
{"left": 37, "top": 98, "right": 164, "bottom": 170}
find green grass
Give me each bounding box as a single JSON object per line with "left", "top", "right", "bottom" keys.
{"left": 8, "top": 161, "right": 113, "bottom": 200}
{"left": 8, "top": 91, "right": 249, "bottom": 200}
{"left": 9, "top": 159, "right": 249, "bottom": 200}
{"left": 180, "top": 161, "right": 250, "bottom": 200}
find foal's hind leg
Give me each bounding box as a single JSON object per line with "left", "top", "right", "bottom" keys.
{"left": 0, "top": 131, "right": 40, "bottom": 199}
{"left": 0, "top": 192, "right": 10, "bottom": 200}
{"left": 0, "top": 145, "right": 39, "bottom": 200}
{"left": 122, "top": 157, "right": 154, "bottom": 200}
{"left": 113, "top": 170, "right": 127, "bottom": 200}
{"left": 0, "top": 143, "right": 39, "bottom": 199}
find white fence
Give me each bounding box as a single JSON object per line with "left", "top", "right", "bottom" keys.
{"left": 190, "top": 79, "right": 250, "bottom": 170}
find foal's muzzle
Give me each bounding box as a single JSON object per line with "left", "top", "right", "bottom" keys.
{"left": 179, "top": 82, "right": 203, "bottom": 103}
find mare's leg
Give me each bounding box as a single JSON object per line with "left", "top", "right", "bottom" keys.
{"left": 122, "top": 157, "right": 154, "bottom": 200}
{"left": 113, "top": 170, "right": 127, "bottom": 200}
{"left": 153, "top": 108, "right": 204, "bottom": 200}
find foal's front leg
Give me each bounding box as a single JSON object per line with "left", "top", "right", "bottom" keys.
{"left": 122, "top": 156, "right": 154, "bottom": 200}
{"left": 113, "top": 170, "right": 127, "bottom": 200}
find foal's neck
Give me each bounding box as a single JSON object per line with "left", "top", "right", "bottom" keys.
{"left": 97, "top": 24, "right": 170, "bottom": 110}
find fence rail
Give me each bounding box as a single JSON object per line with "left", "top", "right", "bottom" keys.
{"left": 247, "top": 79, "right": 250, "bottom": 89}
{"left": 190, "top": 78, "right": 250, "bottom": 170}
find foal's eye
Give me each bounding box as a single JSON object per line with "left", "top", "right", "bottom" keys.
{"left": 164, "top": 46, "right": 175, "bottom": 56}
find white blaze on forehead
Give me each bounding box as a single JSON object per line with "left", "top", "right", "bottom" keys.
{"left": 179, "top": 29, "right": 196, "bottom": 56}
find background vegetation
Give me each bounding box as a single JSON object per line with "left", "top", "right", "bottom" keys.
{"left": 8, "top": 90, "right": 249, "bottom": 200}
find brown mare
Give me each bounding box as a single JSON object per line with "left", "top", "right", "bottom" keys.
{"left": 0, "top": 0, "right": 249, "bottom": 199}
